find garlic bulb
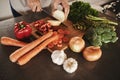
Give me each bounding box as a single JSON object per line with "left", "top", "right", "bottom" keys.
{"left": 63, "top": 58, "right": 78, "bottom": 73}
{"left": 51, "top": 50, "right": 67, "bottom": 65}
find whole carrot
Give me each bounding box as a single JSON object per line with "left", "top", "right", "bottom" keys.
{"left": 0, "top": 37, "right": 27, "bottom": 47}
{"left": 17, "top": 34, "right": 59, "bottom": 65}
{"left": 9, "top": 31, "right": 53, "bottom": 62}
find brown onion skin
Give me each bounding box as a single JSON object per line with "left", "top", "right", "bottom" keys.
{"left": 83, "top": 46, "right": 102, "bottom": 61}
{"left": 69, "top": 37, "right": 85, "bottom": 53}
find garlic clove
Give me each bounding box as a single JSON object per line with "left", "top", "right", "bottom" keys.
{"left": 63, "top": 58, "right": 78, "bottom": 73}
{"left": 51, "top": 50, "right": 67, "bottom": 65}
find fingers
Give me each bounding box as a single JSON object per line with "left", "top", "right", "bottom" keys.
{"left": 35, "top": 4, "right": 42, "bottom": 12}
{"left": 51, "top": 0, "right": 60, "bottom": 14}
{"left": 36, "top": 5, "right": 42, "bottom": 12}
{"left": 32, "top": 6, "right": 37, "bottom": 12}
{"left": 32, "top": 5, "right": 42, "bottom": 12}
{"left": 64, "top": 5, "right": 70, "bottom": 20}
{"left": 52, "top": 0, "right": 70, "bottom": 20}
{"left": 27, "top": 0, "right": 42, "bottom": 12}
{"left": 62, "top": 1, "right": 70, "bottom": 20}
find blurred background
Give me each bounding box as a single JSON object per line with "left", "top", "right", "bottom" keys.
{"left": 0, "top": 0, "right": 13, "bottom": 21}
{"left": 0, "top": 0, "right": 119, "bottom": 21}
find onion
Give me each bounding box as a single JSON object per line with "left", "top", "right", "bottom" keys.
{"left": 69, "top": 37, "right": 85, "bottom": 53}
{"left": 53, "top": 10, "right": 65, "bottom": 22}
{"left": 47, "top": 20, "right": 61, "bottom": 26}
{"left": 83, "top": 46, "right": 102, "bottom": 61}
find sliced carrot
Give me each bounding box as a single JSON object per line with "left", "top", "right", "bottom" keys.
{"left": 63, "top": 36, "right": 69, "bottom": 43}
{"left": 64, "top": 30, "right": 70, "bottom": 35}
{"left": 47, "top": 42, "right": 54, "bottom": 49}
{"left": 57, "top": 43, "right": 63, "bottom": 48}
{"left": 53, "top": 31, "right": 58, "bottom": 36}
{"left": 58, "top": 29, "right": 64, "bottom": 34}
{"left": 58, "top": 38, "right": 62, "bottom": 44}
{"left": 59, "top": 33, "right": 64, "bottom": 39}
{"left": 52, "top": 40, "right": 58, "bottom": 45}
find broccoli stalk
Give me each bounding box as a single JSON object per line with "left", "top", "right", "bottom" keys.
{"left": 86, "top": 15, "right": 118, "bottom": 26}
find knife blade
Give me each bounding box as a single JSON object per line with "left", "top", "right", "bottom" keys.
{"left": 42, "top": 9, "right": 56, "bottom": 20}
{"left": 30, "top": 7, "right": 38, "bottom": 20}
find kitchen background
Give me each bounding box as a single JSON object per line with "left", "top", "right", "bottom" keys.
{"left": 0, "top": 0, "right": 115, "bottom": 21}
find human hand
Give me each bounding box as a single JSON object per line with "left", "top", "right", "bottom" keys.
{"left": 26, "top": 0, "right": 42, "bottom": 12}
{"left": 52, "top": 0, "right": 70, "bottom": 20}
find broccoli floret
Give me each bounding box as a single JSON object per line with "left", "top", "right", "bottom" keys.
{"left": 111, "top": 36, "right": 118, "bottom": 43}
{"left": 91, "top": 35, "right": 102, "bottom": 46}
{"left": 84, "top": 16, "right": 118, "bottom": 46}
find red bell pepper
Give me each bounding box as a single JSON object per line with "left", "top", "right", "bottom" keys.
{"left": 14, "top": 21, "right": 32, "bottom": 39}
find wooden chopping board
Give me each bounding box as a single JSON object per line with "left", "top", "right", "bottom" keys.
{"left": 30, "top": 17, "right": 84, "bottom": 52}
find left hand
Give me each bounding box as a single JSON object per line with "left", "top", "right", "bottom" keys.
{"left": 52, "top": 0, "right": 70, "bottom": 20}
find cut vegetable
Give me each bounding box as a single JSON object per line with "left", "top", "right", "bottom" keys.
{"left": 53, "top": 10, "right": 65, "bottom": 22}
{"left": 47, "top": 20, "right": 61, "bottom": 26}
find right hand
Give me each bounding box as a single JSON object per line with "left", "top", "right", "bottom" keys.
{"left": 52, "top": 0, "right": 70, "bottom": 20}
{"left": 26, "top": 0, "right": 42, "bottom": 12}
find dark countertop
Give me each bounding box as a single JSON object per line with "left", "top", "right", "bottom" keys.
{"left": 0, "top": 11, "right": 120, "bottom": 80}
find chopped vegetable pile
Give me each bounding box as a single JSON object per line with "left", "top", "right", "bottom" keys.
{"left": 33, "top": 20, "right": 70, "bottom": 48}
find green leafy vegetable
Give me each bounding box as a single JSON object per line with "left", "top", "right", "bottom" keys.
{"left": 68, "top": 1, "right": 98, "bottom": 23}
{"left": 68, "top": 1, "right": 118, "bottom": 47}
